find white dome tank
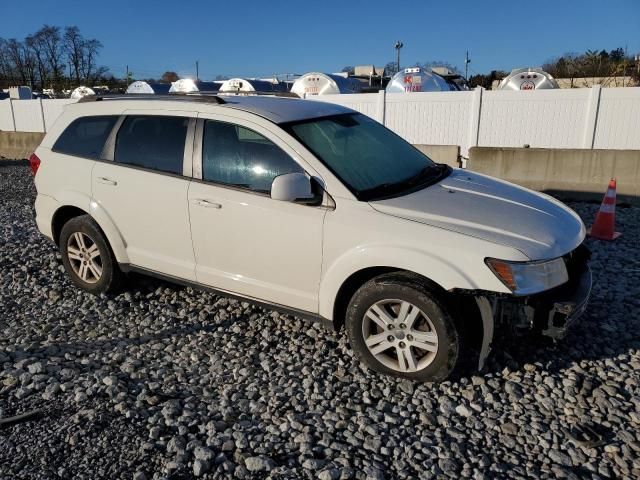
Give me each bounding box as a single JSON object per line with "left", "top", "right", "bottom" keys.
{"left": 126, "top": 81, "right": 171, "bottom": 94}
{"left": 70, "top": 86, "right": 96, "bottom": 99}
{"left": 218, "top": 78, "right": 286, "bottom": 93}
{"left": 497, "top": 68, "right": 559, "bottom": 90}
{"left": 291, "top": 72, "right": 362, "bottom": 97}
{"left": 169, "top": 79, "right": 220, "bottom": 93}
{"left": 385, "top": 67, "right": 453, "bottom": 93}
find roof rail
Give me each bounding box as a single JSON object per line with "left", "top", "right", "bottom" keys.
{"left": 218, "top": 91, "right": 301, "bottom": 98}
{"left": 77, "top": 93, "right": 226, "bottom": 104}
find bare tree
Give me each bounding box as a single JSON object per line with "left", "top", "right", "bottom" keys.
{"left": 0, "top": 39, "right": 12, "bottom": 84}
{"left": 543, "top": 48, "right": 634, "bottom": 87}
{"left": 63, "top": 26, "right": 106, "bottom": 86}
{"left": 81, "top": 38, "right": 103, "bottom": 83}
{"left": 4, "top": 39, "right": 36, "bottom": 87}
{"left": 64, "top": 26, "right": 84, "bottom": 84}
{"left": 37, "top": 25, "right": 64, "bottom": 88}
{"left": 26, "top": 33, "right": 47, "bottom": 90}
{"left": 1, "top": 25, "right": 109, "bottom": 91}
{"left": 161, "top": 71, "right": 179, "bottom": 82}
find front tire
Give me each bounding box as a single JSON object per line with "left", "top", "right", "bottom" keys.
{"left": 345, "top": 273, "right": 462, "bottom": 382}
{"left": 59, "top": 215, "right": 122, "bottom": 294}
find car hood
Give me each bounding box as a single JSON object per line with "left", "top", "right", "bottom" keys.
{"left": 369, "top": 169, "right": 585, "bottom": 260}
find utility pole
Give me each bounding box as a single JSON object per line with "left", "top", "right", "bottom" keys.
{"left": 196, "top": 61, "right": 199, "bottom": 81}
{"left": 126, "top": 65, "right": 130, "bottom": 87}
{"left": 464, "top": 51, "right": 471, "bottom": 81}
{"left": 395, "top": 41, "right": 403, "bottom": 74}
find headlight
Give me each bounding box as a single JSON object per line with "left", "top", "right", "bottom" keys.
{"left": 485, "top": 257, "right": 568, "bottom": 295}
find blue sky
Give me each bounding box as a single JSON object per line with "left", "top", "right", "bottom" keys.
{"left": 2, "top": 0, "right": 639, "bottom": 80}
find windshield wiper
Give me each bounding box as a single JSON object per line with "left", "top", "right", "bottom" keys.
{"left": 359, "top": 163, "right": 449, "bottom": 201}
{"left": 404, "top": 165, "right": 441, "bottom": 186}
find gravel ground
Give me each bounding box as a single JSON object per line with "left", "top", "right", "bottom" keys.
{"left": 1, "top": 161, "right": 639, "bottom": 480}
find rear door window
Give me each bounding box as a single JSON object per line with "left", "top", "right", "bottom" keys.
{"left": 114, "top": 115, "right": 188, "bottom": 175}
{"left": 53, "top": 115, "right": 119, "bottom": 159}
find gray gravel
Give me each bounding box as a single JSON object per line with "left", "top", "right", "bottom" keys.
{"left": 1, "top": 161, "right": 640, "bottom": 479}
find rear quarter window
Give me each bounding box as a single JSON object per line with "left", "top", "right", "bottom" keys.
{"left": 52, "top": 115, "right": 119, "bottom": 159}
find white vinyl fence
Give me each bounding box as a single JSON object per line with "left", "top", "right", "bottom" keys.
{"left": 0, "top": 98, "right": 76, "bottom": 133}
{"left": 1, "top": 87, "right": 640, "bottom": 155}
{"left": 308, "top": 86, "right": 640, "bottom": 155}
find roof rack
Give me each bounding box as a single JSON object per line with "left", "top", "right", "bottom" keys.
{"left": 77, "top": 93, "right": 226, "bottom": 104}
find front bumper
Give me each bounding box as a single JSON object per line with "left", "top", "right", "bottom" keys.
{"left": 496, "top": 244, "right": 592, "bottom": 339}
{"left": 473, "top": 244, "right": 591, "bottom": 369}
{"left": 535, "top": 265, "right": 592, "bottom": 339}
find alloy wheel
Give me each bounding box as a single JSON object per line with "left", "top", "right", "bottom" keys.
{"left": 66, "top": 232, "right": 103, "bottom": 284}
{"left": 362, "top": 299, "right": 439, "bottom": 373}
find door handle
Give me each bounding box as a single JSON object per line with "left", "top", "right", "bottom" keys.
{"left": 194, "top": 199, "right": 222, "bottom": 209}
{"left": 96, "top": 176, "right": 117, "bottom": 186}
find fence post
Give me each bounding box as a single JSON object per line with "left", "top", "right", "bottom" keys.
{"left": 8, "top": 99, "right": 17, "bottom": 132}
{"left": 376, "top": 89, "right": 386, "bottom": 125}
{"left": 466, "top": 86, "right": 483, "bottom": 159}
{"left": 39, "top": 98, "right": 47, "bottom": 132}
{"left": 583, "top": 85, "right": 601, "bottom": 149}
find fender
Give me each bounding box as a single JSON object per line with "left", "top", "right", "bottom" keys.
{"left": 53, "top": 190, "right": 130, "bottom": 264}
{"left": 319, "top": 244, "right": 486, "bottom": 320}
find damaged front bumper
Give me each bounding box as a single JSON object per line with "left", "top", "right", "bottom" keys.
{"left": 474, "top": 244, "right": 592, "bottom": 369}
{"left": 538, "top": 266, "right": 592, "bottom": 339}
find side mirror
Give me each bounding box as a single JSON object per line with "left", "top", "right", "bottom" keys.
{"left": 271, "top": 173, "right": 315, "bottom": 202}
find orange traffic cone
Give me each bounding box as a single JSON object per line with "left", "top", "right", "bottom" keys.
{"left": 588, "top": 178, "right": 621, "bottom": 241}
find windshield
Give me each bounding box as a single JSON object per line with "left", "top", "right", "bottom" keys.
{"left": 284, "top": 113, "right": 448, "bottom": 200}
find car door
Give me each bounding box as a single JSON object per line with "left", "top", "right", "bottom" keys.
{"left": 92, "top": 111, "right": 197, "bottom": 280}
{"left": 188, "top": 115, "right": 327, "bottom": 313}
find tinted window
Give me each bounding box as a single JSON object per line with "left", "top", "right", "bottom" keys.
{"left": 202, "top": 121, "right": 303, "bottom": 193}
{"left": 115, "top": 116, "right": 188, "bottom": 175}
{"left": 53, "top": 115, "right": 118, "bottom": 159}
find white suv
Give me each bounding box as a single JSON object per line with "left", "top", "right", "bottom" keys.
{"left": 32, "top": 94, "right": 591, "bottom": 382}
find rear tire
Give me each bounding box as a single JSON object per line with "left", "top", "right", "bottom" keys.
{"left": 59, "top": 215, "right": 122, "bottom": 295}
{"left": 345, "top": 272, "right": 463, "bottom": 382}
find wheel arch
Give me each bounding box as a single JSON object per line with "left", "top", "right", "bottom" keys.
{"left": 330, "top": 266, "right": 486, "bottom": 371}
{"left": 320, "top": 246, "right": 480, "bottom": 324}
{"left": 50, "top": 195, "right": 129, "bottom": 264}
{"left": 331, "top": 266, "right": 460, "bottom": 329}
{"left": 52, "top": 206, "right": 89, "bottom": 246}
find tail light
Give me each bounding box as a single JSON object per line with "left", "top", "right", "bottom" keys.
{"left": 29, "top": 153, "right": 41, "bottom": 175}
